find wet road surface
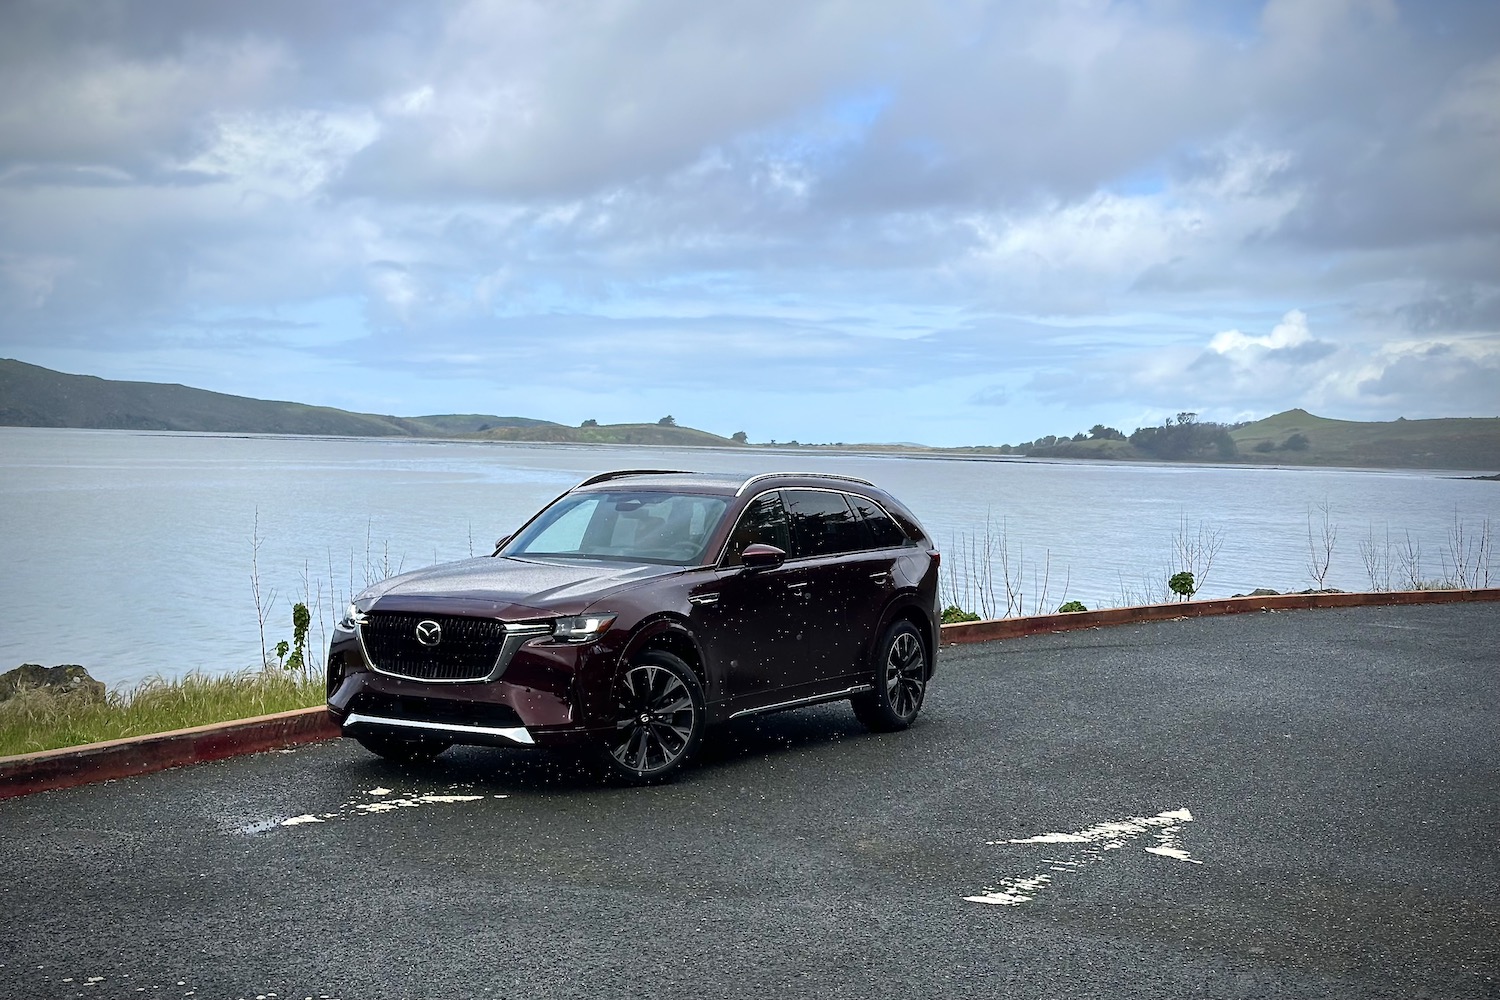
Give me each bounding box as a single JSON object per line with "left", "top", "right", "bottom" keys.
{"left": 2, "top": 603, "right": 1497, "bottom": 999}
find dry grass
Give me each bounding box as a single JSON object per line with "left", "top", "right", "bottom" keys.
{"left": 0, "top": 667, "right": 324, "bottom": 758}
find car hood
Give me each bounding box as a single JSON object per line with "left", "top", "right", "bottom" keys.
{"left": 358, "top": 555, "right": 682, "bottom": 616}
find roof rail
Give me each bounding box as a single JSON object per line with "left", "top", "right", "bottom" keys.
{"left": 572, "top": 469, "right": 695, "bottom": 490}
{"left": 733, "top": 471, "right": 876, "bottom": 496}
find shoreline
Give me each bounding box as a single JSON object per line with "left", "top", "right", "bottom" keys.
{"left": 4, "top": 424, "right": 1496, "bottom": 477}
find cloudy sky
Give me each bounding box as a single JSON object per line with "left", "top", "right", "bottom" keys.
{"left": 2, "top": 0, "right": 1497, "bottom": 445}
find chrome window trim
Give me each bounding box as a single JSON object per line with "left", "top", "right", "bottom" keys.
{"left": 342, "top": 712, "right": 536, "bottom": 745}
{"left": 355, "top": 619, "right": 552, "bottom": 685}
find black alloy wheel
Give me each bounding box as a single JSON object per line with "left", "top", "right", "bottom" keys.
{"left": 852, "top": 620, "right": 927, "bottom": 732}
{"left": 354, "top": 731, "right": 452, "bottom": 763}
{"left": 599, "top": 650, "right": 705, "bottom": 784}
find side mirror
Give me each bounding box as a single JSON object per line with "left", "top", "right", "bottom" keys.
{"left": 492, "top": 533, "right": 512, "bottom": 556}
{"left": 740, "top": 543, "right": 786, "bottom": 570}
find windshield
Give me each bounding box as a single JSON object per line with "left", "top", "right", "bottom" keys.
{"left": 503, "top": 490, "right": 730, "bottom": 565}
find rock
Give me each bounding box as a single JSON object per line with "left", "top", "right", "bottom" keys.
{"left": 1232, "top": 588, "right": 1282, "bottom": 598}
{"left": 0, "top": 664, "right": 107, "bottom": 704}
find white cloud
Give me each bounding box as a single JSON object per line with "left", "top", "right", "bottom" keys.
{"left": 184, "top": 109, "right": 380, "bottom": 199}
{"left": 0, "top": 1, "right": 1497, "bottom": 444}
{"left": 1209, "top": 309, "right": 1313, "bottom": 356}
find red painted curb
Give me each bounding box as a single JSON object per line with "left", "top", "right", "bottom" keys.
{"left": 0, "top": 705, "right": 339, "bottom": 801}
{"left": 938, "top": 587, "right": 1500, "bottom": 644}
{"left": 2, "top": 588, "right": 1496, "bottom": 801}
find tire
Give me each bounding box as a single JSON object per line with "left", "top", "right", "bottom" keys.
{"left": 354, "top": 731, "right": 451, "bottom": 763}
{"left": 851, "top": 620, "right": 928, "bottom": 732}
{"left": 597, "top": 650, "right": 706, "bottom": 784}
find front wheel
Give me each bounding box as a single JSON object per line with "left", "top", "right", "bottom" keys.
{"left": 851, "top": 620, "right": 928, "bottom": 732}
{"left": 597, "top": 650, "right": 706, "bottom": 784}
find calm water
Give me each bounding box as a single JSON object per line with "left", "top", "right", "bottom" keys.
{"left": 3, "top": 427, "right": 1496, "bottom": 689}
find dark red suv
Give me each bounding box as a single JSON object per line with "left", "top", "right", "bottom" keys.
{"left": 325, "top": 470, "right": 940, "bottom": 782}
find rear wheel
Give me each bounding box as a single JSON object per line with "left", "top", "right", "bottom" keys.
{"left": 597, "top": 650, "right": 705, "bottom": 784}
{"left": 852, "top": 620, "right": 927, "bottom": 732}
{"left": 354, "top": 731, "right": 451, "bottom": 763}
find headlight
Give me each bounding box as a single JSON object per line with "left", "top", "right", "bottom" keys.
{"left": 339, "top": 603, "right": 369, "bottom": 630}
{"left": 550, "top": 613, "right": 617, "bottom": 644}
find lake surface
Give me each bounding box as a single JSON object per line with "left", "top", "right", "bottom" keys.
{"left": 3, "top": 427, "right": 1496, "bottom": 689}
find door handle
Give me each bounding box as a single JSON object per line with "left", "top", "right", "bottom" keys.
{"left": 869, "top": 572, "right": 891, "bottom": 582}
{"left": 785, "top": 581, "right": 809, "bottom": 591}
{"left": 689, "top": 593, "right": 721, "bottom": 606}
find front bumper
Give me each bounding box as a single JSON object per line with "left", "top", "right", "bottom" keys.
{"left": 324, "top": 622, "right": 620, "bottom": 749}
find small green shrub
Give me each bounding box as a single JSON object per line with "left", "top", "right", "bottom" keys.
{"left": 941, "top": 604, "right": 981, "bottom": 624}
{"left": 275, "top": 602, "right": 312, "bottom": 673}
{"left": 1057, "top": 600, "right": 1088, "bottom": 613}
{"left": 1168, "top": 571, "right": 1197, "bottom": 601}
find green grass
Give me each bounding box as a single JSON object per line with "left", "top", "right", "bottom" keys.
{"left": 0, "top": 667, "right": 325, "bottom": 758}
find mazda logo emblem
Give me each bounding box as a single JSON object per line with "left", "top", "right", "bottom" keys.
{"left": 415, "top": 620, "right": 442, "bottom": 647}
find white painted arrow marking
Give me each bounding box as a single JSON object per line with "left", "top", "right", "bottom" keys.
{"left": 966, "top": 807, "right": 1201, "bottom": 906}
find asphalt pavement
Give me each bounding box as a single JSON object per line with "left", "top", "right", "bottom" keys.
{"left": 2, "top": 603, "right": 1497, "bottom": 1000}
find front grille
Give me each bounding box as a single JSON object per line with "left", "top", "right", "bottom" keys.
{"left": 359, "top": 612, "right": 508, "bottom": 682}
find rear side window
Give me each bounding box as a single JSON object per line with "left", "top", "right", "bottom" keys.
{"left": 784, "top": 490, "right": 864, "bottom": 558}
{"left": 723, "top": 492, "right": 791, "bottom": 565}
{"left": 849, "top": 496, "right": 910, "bottom": 549}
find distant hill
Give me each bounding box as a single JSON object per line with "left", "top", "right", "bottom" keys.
{"left": 1228, "top": 409, "right": 1500, "bottom": 471}
{"left": 403, "top": 413, "right": 558, "bottom": 435}
{"left": 0, "top": 358, "right": 742, "bottom": 447}
{"left": 476, "top": 422, "right": 740, "bottom": 447}
{"left": 0, "top": 358, "right": 555, "bottom": 438}
{"left": 1016, "top": 408, "right": 1500, "bottom": 471}
{"left": 4, "top": 359, "right": 1493, "bottom": 467}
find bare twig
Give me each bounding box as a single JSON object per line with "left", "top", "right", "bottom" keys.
{"left": 1396, "top": 530, "right": 1423, "bottom": 590}
{"left": 251, "top": 507, "right": 277, "bottom": 670}
{"left": 1306, "top": 500, "right": 1337, "bottom": 589}
{"left": 1359, "top": 525, "right": 1392, "bottom": 593}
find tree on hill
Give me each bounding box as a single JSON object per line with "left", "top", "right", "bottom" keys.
{"left": 581, "top": 418, "right": 598, "bottom": 427}
{"left": 731, "top": 431, "right": 748, "bottom": 443}
{"left": 1089, "top": 424, "right": 1125, "bottom": 440}
{"left": 658, "top": 415, "right": 676, "bottom": 426}
{"left": 1130, "top": 415, "right": 1238, "bottom": 461}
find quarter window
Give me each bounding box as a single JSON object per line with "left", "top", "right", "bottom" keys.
{"left": 849, "top": 496, "right": 910, "bottom": 549}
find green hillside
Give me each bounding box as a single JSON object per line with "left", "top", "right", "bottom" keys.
{"left": 404, "top": 413, "right": 559, "bottom": 435}
{"left": 1230, "top": 409, "right": 1500, "bottom": 470}
{"left": 476, "top": 422, "right": 740, "bottom": 447}
{"left": 0, "top": 359, "right": 556, "bottom": 438}
{"left": 0, "top": 358, "right": 740, "bottom": 446}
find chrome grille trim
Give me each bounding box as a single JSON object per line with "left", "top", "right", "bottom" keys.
{"left": 355, "top": 617, "right": 551, "bottom": 684}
